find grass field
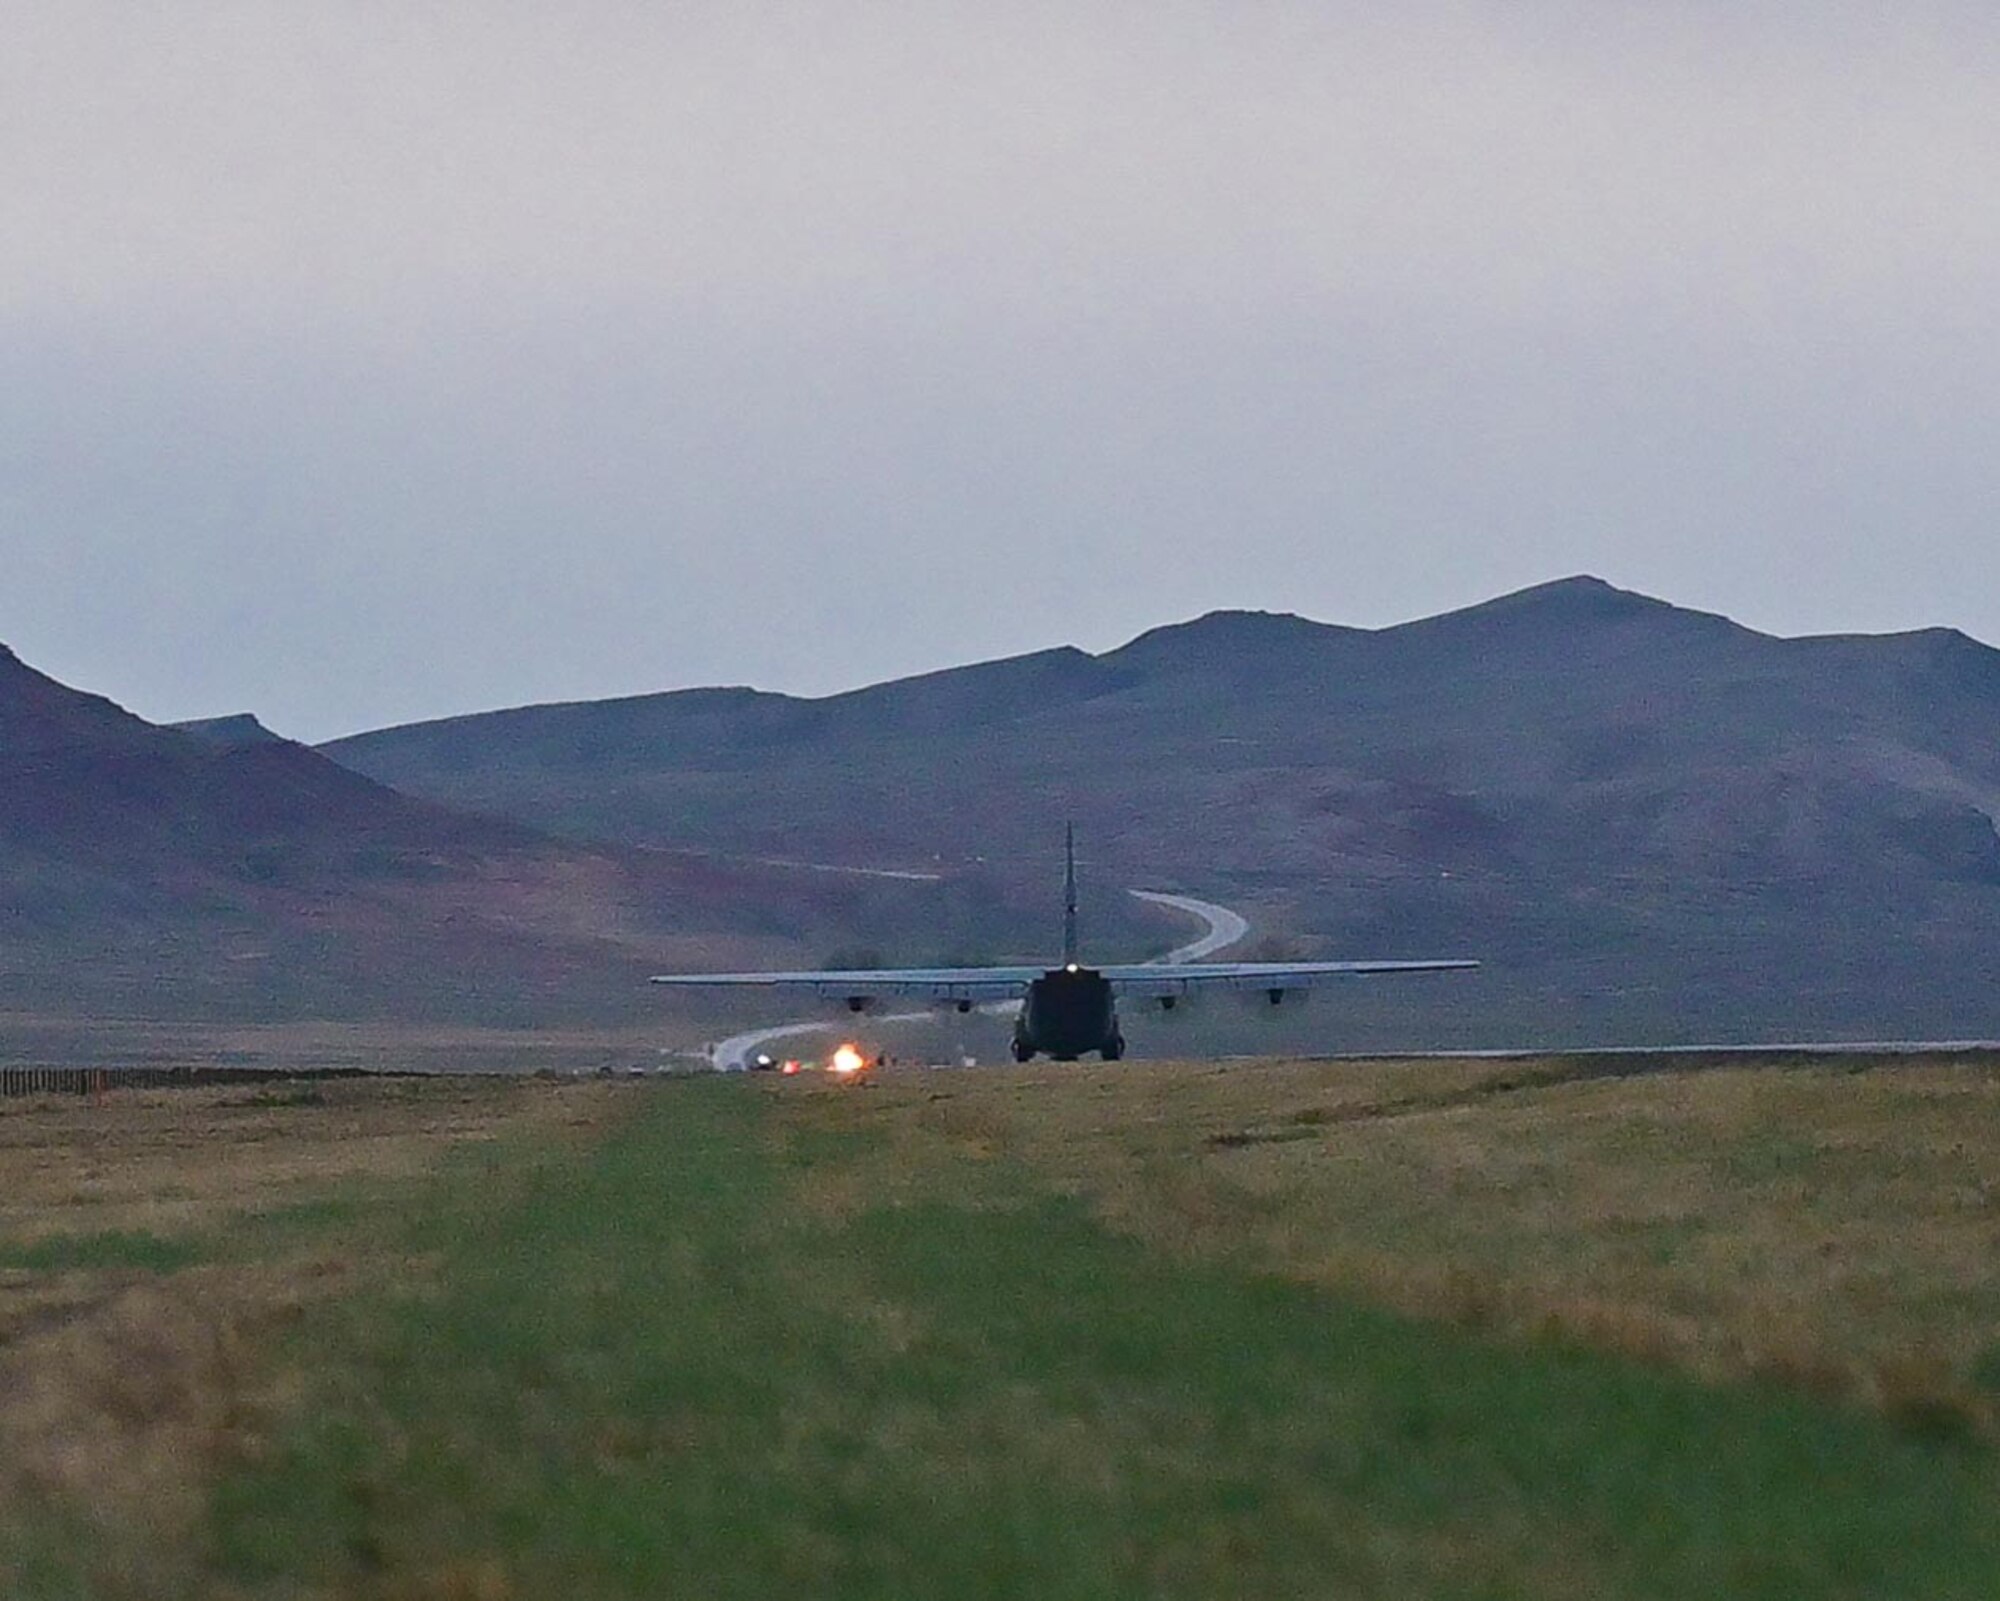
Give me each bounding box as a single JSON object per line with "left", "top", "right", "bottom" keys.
{"left": 4, "top": 1053, "right": 2000, "bottom": 1597}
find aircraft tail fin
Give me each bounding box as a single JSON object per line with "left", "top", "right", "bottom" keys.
{"left": 1063, "top": 822, "right": 1079, "bottom": 964}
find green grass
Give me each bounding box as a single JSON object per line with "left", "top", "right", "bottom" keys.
{"left": 0, "top": 1230, "right": 203, "bottom": 1275}
{"left": 186, "top": 1080, "right": 2000, "bottom": 1600}
{"left": 0, "top": 1508, "right": 107, "bottom": 1601}
{"left": 0, "top": 1202, "right": 359, "bottom": 1284}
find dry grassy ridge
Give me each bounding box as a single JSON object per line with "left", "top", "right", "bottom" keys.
{"left": 2, "top": 1055, "right": 2000, "bottom": 1596}
{"left": 0, "top": 1077, "right": 626, "bottom": 1592}
{"left": 817, "top": 1052, "right": 2000, "bottom": 1425}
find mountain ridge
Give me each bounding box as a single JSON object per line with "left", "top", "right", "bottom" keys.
{"left": 8, "top": 573, "right": 2000, "bottom": 1043}
{"left": 314, "top": 575, "right": 2000, "bottom": 1043}
{"left": 0, "top": 647, "right": 1071, "bottom": 1024}
{"left": 171, "top": 712, "right": 289, "bottom": 748}
{"left": 325, "top": 574, "right": 2000, "bottom": 751}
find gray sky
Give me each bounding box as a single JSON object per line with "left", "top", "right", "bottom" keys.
{"left": 6, "top": 3, "right": 1998, "bottom": 741}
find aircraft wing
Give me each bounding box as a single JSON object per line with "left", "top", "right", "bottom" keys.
{"left": 1098, "top": 959, "right": 1478, "bottom": 999}
{"left": 650, "top": 958, "right": 1476, "bottom": 1004}
{"left": 649, "top": 967, "right": 1046, "bottom": 1003}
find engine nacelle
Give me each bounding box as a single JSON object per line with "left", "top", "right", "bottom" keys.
{"left": 1230, "top": 986, "right": 1305, "bottom": 1012}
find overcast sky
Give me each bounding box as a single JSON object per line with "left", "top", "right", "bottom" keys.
{"left": 5, "top": 3, "right": 1998, "bottom": 740}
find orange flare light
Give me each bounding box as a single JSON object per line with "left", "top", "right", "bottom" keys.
{"left": 829, "top": 1043, "right": 867, "bottom": 1076}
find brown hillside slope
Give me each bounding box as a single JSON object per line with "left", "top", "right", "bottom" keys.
{"left": 322, "top": 578, "right": 2000, "bottom": 1045}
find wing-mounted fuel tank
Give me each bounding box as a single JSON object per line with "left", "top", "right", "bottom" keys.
{"left": 1252, "top": 984, "right": 1303, "bottom": 1007}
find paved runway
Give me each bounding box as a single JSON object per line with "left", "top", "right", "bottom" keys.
{"left": 705, "top": 887, "right": 1250, "bottom": 1070}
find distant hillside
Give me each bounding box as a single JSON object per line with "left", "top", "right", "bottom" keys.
{"left": 170, "top": 712, "right": 289, "bottom": 748}
{"left": 0, "top": 645, "right": 1079, "bottom": 1027}
{"left": 323, "top": 577, "right": 2000, "bottom": 1045}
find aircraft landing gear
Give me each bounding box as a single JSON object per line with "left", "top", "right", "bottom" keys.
{"left": 1101, "top": 1034, "right": 1125, "bottom": 1061}
{"left": 1011, "top": 1036, "right": 1035, "bottom": 1063}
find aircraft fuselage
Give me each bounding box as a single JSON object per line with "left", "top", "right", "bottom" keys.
{"left": 1013, "top": 965, "right": 1123, "bottom": 1062}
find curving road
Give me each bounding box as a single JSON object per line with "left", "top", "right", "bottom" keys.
{"left": 1129, "top": 891, "right": 1251, "bottom": 964}
{"left": 705, "top": 887, "right": 1249, "bottom": 1070}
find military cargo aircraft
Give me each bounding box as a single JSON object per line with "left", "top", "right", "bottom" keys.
{"left": 650, "top": 828, "right": 1476, "bottom": 1062}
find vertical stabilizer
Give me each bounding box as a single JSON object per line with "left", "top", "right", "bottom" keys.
{"left": 1063, "top": 822, "right": 1079, "bottom": 964}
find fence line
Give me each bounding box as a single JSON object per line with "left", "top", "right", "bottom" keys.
{"left": 0, "top": 1065, "right": 376, "bottom": 1099}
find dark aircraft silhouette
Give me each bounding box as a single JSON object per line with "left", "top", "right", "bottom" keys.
{"left": 650, "top": 828, "right": 1476, "bottom": 1062}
